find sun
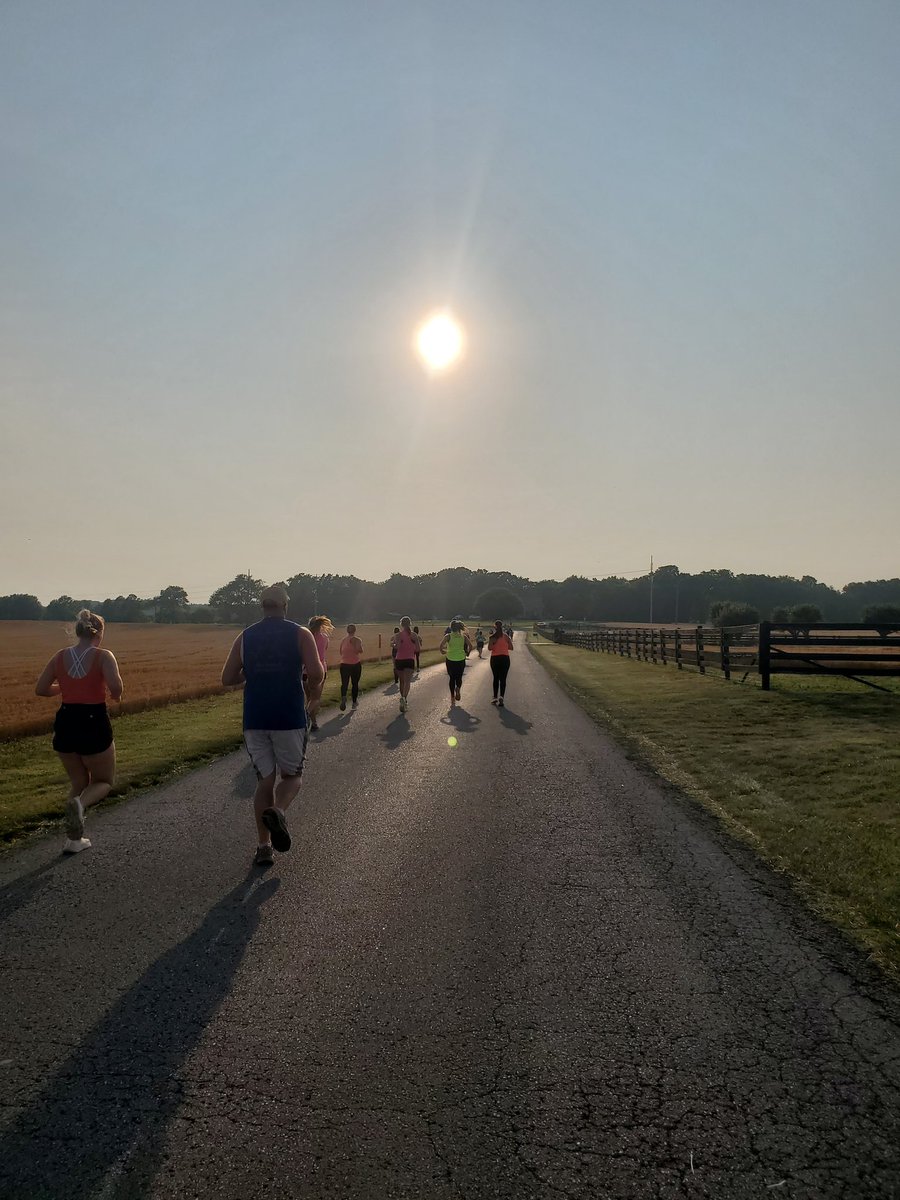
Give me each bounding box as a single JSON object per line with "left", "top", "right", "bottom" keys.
{"left": 414, "top": 312, "right": 465, "bottom": 372}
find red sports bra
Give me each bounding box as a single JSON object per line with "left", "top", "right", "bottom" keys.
{"left": 55, "top": 647, "right": 108, "bottom": 704}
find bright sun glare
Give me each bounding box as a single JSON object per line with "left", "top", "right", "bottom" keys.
{"left": 415, "top": 312, "right": 465, "bottom": 372}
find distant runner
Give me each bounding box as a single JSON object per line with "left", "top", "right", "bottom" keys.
{"left": 440, "top": 620, "right": 472, "bottom": 707}
{"left": 393, "top": 617, "right": 421, "bottom": 714}
{"left": 34, "top": 608, "right": 124, "bottom": 855}
{"left": 306, "top": 615, "right": 334, "bottom": 732}
{"left": 338, "top": 624, "right": 364, "bottom": 711}
{"left": 412, "top": 625, "right": 422, "bottom": 672}
{"left": 488, "top": 620, "right": 514, "bottom": 707}
{"left": 222, "top": 585, "right": 324, "bottom": 867}
{"left": 475, "top": 627, "right": 486, "bottom": 658}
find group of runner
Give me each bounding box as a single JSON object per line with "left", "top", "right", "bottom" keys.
{"left": 34, "top": 589, "right": 515, "bottom": 866}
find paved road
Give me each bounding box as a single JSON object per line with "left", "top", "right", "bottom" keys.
{"left": 1, "top": 641, "right": 899, "bottom": 1199}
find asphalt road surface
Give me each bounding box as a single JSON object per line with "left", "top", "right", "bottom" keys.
{"left": 1, "top": 641, "right": 899, "bottom": 1199}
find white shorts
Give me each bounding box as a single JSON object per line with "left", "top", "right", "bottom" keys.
{"left": 244, "top": 728, "right": 308, "bottom": 779}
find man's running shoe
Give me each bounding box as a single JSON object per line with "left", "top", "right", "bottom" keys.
{"left": 65, "top": 794, "right": 85, "bottom": 840}
{"left": 261, "top": 807, "right": 291, "bottom": 853}
{"left": 339, "top": 698, "right": 346, "bottom": 711}
{"left": 62, "top": 837, "right": 91, "bottom": 855}
{"left": 254, "top": 844, "right": 275, "bottom": 867}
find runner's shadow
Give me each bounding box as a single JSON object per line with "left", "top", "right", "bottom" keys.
{"left": 383, "top": 682, "right": 400, "bottom": 695}
{"left": 312, "top": 715, "right": 350, "bottom": 741}
{"left": 440, "top": 707, "right": 481, "bottom": 734}
{"left": 0, "top": 858, "right": 64, "bottom": 927}
{"left": 376, "top": 716, "right": 416, "bottom": 749}
{"left": 0, "top": 869, "right": 280, "bottom": 1198}
{"left": 498, "top": 706, "right": 533, "bottom": 735}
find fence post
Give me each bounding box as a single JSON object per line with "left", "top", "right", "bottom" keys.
{"left": 626, "top": 629, "right": 632, "bottom": 658}
{"left": 759, "top": 620, "right": 771, "bottom": 690}
{"left": 721, "top": 627, "right": 730, "bottom": 681}
{"left": 696, "top": 626, "right": 705, "bottom": 674}
{"left": 674, "top": 628, "right": 682, "bottom": 669}
{"left": 659, "top": 628, "right": 667, "bottom": 666}
{"left": 650, "top": 628, "right": 657, "bottom": 663}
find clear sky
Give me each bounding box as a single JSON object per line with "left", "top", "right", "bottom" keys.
{"left": 2, "top": 0, "right": 899, "bottom": 602}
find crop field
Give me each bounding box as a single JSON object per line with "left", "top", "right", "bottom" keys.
{"left": 0, "top": 621, "right": 450, "bottom": 739}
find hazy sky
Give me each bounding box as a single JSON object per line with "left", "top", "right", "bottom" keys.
{"left": 3, "top": 1, "right": 899, "bottom": 602}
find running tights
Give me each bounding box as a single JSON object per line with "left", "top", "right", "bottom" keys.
{"left": 446, "top": 659, "right": 465, "bottom": 694}
{"left": 490, "top": 655, "right": 510, "bottom": 698}
{"left": 339, "top": 662, "right": 362, "bottom": 702}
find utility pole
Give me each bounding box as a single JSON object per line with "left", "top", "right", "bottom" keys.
{"left": 649, "top": 556, "right": 654, "bottom": 625}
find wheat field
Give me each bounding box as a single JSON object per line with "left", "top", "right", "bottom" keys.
{"left": 0, "top": 620, "right": 449, "bottom": 739}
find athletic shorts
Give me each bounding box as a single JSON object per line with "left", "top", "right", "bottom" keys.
{"left": 244, "top": 728, "right": 308, "bottom": 779}
{"left": 52, "top": 704, "right": 113, "bottom": 756}
{"left": 395, "top": 658, "right": 415, "bottom": 671}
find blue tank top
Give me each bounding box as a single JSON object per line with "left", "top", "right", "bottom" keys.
{"left": 241, "top": 618, "right": 306, "bottom": 731}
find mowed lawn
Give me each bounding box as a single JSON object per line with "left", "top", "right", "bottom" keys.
{"left": 530, "top": 636, "right": 900, "bottom": 981}
{"left": 0, "top": 652, "right": 443, "bottom": 843}
{"left": 0, "top": 621, "right": 449, "bottom": 738}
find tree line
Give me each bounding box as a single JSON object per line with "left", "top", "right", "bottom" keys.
{"left": 2, "top": 566, "right": 900, "bottom": 626}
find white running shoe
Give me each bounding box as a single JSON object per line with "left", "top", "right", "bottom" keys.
{"left": 62, "top": 837, "right": 91, "bottom": 855}
{"left": 65, "top": 794, "right": 85, "bottom": 839}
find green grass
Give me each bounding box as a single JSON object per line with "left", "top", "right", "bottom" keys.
{"left": 0, "top": 653, "right": 442, "bottom": 844}
{"left": 529, "top": 635, "right": 900, "bottom": 982}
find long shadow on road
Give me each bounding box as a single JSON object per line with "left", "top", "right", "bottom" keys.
{"left": 497, "top": 705, "right": 533, "bottom": 735}
{"left": 0, "top": 869, "right": 279, "bottom": 1198}
{"left": 376, "top": 715, "right": 416, "bottom": 750}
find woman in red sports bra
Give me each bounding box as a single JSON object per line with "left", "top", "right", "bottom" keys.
{"left": 35, "top": 608, "right": 124, "bottom": 855}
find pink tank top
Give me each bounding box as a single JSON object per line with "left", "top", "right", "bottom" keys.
{"left": 394, "top": 629, "right": 417, "bottom": 659}
{"left": 339, "top": 636, "right": 361, "bottom": 665}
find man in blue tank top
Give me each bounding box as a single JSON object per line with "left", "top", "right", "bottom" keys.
{"left": 222, "top": 585, "right": 324, "bottom": 866}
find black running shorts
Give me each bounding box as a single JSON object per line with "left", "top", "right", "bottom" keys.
{"left": 52, "top": 704, "right": 113, "bottom": 756}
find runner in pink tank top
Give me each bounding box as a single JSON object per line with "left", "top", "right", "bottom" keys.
{"left": 393, "top": 617, "right": 421, "bottom": 714}
{"left": 34, "top": 607, "right": 124, "bottom": 855}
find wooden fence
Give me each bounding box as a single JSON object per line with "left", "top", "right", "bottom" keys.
{"left": 535, "top": 621, "right": 900, "bottom": 689}
{"left": 760, "top": 622, "right": 900, "bottom": 690}
{"left": 534, "top": 623, "right": 758, "bottom": 681}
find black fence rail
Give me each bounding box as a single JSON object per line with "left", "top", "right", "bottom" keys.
{"left": 534, "top": 623, "right": 758, "bottom": 681}
{"left": 760, "top": 622, "right": 900, "bottom": 690}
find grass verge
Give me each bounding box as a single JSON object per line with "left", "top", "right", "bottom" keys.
{"left": 529, "top": 635, "right": 900, "bottom": 982}
{"left": 0, "top": 652, "right": 443, "bottom": 844}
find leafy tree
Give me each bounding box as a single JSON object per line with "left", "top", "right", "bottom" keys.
{"left": 186, "top": 605, "right": 216, "bottom": 623}
{"left": 209, "top": 574, "right": 265, "bottom": 624}
{"left": 96, "top": 595, "right": 147, "bottom": 623}
{"left": 0, "top": 594, "right": 43, "bottom": 620}
{"left": 789, "top": 604, "right": 823, "bottom": 625}
{"left": 474, "top": 586, "right": 525, "bottom": 620}
{"left": 44, "top": 595, "right": 79, "bottom": 621}
{"left": 770, "top": 606, "right": 791, "bottom": 624}
{"left": 709, "top": 601, "right": 760, "bottom": 628}
{"left": 863, "top": 604, "right": 900, "bottom": 626}
{"left": 156, "top": 585, "right": 190, "bottom": 623}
